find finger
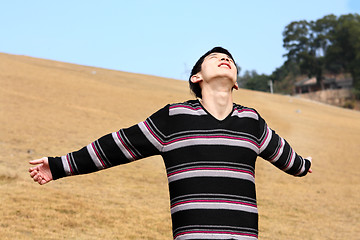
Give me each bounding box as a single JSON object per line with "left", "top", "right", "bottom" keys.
{"left": 39, "top": 178, "right": 44, "bottom": 185}
{"left": 308, "top": 168, "right": 313, "bottom": 173}
{"left": 29, "top": 158, "right": 45, "bottom": 165}
{"left": 40, "top": 178, "right": 48, "bottom": 185}
{"left": 30, "top": 170, "right": 38, "bottom": 178}
{"left": 37, "top": 176, "right": 43, "bottom": 184}
{"left": 29, "top": 166, "right": 39, "bottom": 172}
{"left": 33, "top": 173, "right": 40, "bottom": 181}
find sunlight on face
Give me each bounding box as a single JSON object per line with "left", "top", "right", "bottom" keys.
{"left": 205, "top": 53, "right": 235, "bottom": 66}
{"left": 200, "top": 53, "right": 237, "bottom": 83}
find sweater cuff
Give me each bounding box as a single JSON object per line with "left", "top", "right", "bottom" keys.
{"left": 298, "top": 158, "right": 311, "bottom": 177}
{"left": 48, "top": 157, "right": 67, "bottom": 180}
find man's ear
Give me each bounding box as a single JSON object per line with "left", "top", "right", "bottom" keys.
{"left": 233, "top": 81, "right": 239, "bottom": 90}
{"left": 191, "top": 74, "right": 202, "bottom": 84}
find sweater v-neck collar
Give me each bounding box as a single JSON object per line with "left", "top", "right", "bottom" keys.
{"left": 196, "top": 99, "right": 235, "bottom": 123}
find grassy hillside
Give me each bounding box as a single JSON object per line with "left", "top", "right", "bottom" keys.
{"left": 1, "top": 53, "right": 359, "bottom": 239}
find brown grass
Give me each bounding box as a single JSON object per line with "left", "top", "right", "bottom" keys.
{"left": 1, "top": 52, "right": 359, "bottom": 239}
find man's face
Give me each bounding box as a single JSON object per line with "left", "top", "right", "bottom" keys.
{"left": 198, "top": 52, "right": 238, "bottom": 85}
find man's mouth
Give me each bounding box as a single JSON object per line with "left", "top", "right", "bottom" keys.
{"left": 218, "top": 63, "right": 231, "bottom": 69}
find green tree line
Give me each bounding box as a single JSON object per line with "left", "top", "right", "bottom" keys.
{"left": 237, "top": 13, "right": 360, "bottom": 98}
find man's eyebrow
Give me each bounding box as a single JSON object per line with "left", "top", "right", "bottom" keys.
{"left": 207, "top": 53, "right": 218, "bottom": 58}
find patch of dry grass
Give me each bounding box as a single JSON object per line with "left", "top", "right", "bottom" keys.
{"left": 1, "top": 53, "right": 359, "bottom": 239}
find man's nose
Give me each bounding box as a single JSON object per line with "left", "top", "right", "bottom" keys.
{"left": 221, "top": 57, "right": 230, "bottom": 62}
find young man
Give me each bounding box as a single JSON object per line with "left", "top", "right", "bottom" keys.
{"left": 29, "top": 47, "right": 312, "bottom": 240}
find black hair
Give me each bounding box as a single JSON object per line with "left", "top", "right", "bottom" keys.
{"left": 189, "top": 47, "right": 236, "bottom": 99}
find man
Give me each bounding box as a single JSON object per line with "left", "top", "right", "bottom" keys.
{"left": 29, "top": 47, "right": 312, "bottom": 239}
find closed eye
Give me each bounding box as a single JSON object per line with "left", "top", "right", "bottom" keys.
{"left": 207, "top": 53, "right": 218, "bottom": 59}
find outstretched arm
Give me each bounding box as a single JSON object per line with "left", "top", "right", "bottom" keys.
{"left": 28, "top": 105, "right": 169, "bottom": 183}
{"left": 29, "top": 157, "right": 53, "bottom": 185}
{"left": 258, "top": 114, "right": 312, "bottom": 177}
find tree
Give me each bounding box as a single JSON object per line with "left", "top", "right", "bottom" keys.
{"left": 238, "top": 70, "right": 271, "bottom": 92}
{"left": 245, "top": 74, "right": 271, "bottom": 92}
{"left": 282, "top": 14, "right": 360, "bottom": 98}
{"left": 282, "top": 18, "right": 335, "bottom": 89}
{"left": 271, "top": 61, "right": 300, "bottom": 94}
{"left": 326, "top": 14, "right": 360, "bottom": 98}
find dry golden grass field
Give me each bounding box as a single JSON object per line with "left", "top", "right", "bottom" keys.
{"left": 0, "top": 53, "right": 359, "bottom": 240}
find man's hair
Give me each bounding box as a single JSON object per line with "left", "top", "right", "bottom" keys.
{"left": 189, "top": 47, "right": 236, "bottom": 99}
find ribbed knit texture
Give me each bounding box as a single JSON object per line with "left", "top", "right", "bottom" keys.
{"left": 49, "top": 100, "right": 311, "bottom": 240}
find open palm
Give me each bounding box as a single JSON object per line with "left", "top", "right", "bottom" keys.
{"left": 29, "top": 157, "right": 53, "bottom": 185}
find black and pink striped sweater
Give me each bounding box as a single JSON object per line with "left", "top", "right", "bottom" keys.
{"left": 49, "top": 99, "right": 311, "bottom": 240}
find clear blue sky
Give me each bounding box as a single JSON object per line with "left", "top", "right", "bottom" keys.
{"left": 1, "top": 0, "right": 359, "bottom": 80}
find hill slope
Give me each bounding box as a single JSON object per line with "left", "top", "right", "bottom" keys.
{"left": 1, "top": 53, "right": 359, "bottom": 239}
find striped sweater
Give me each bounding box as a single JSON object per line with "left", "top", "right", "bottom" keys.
{"left": 48, "top": 100, "right": 311, "bottom": 240}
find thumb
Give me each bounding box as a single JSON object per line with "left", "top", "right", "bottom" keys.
{"left": 29, "top": 157, "right": 47, "bottom": 165}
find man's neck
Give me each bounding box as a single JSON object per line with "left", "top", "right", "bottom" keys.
{"left": 200, "top": 85, "right": 234, "bottom": 121}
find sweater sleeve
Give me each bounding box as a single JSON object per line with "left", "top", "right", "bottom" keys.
{"left": 257, "top": 113, "right": 311, "bottom": 177}
{"left": 48, "top": 105, "right": 170, "bottom": 180}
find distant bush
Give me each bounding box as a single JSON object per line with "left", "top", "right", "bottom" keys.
{"left": 343, "top": 100, "right": 355, "bottom": 109}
